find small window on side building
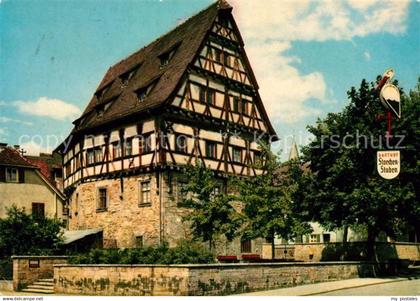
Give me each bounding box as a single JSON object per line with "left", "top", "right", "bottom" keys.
{"left": 32, "top": 203, "right": 45, "bottom": 219}
{"left": 5, "top": 167, "right": 18, "bottom": 182}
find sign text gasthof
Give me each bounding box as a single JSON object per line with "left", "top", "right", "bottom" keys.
{"left": 377, "top": 150, "right": 400, "bottom": 180}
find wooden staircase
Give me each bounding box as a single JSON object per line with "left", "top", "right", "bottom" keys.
{"left": 21, "top": 278, "right": 54, "bottom": 294}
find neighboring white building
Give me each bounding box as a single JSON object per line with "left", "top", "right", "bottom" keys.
{"left": 0, "top": 143, "right": 67, "bottom": 224}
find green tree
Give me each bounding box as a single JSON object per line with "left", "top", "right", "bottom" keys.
{"left": 300, "top": 77, "right": 419, "bottom": 259}
{"left": 178, "top": 163, "right": 242, "bottom": 250}
{"left": 0, "top": 205, "right": 64, "bottom": 256}
{"left": 234, "top": 146, "right": 311, "bottom": 259}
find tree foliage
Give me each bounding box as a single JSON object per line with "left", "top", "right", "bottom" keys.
{"left": 177, "top": 163, "right": 242, "bottom": 249}
{"left": 0, "top": 205, "right": 64, "bottom": 256}
{"left": 300, "top": 77, "right": 419, "bottom": 257}
{"left": 233, "top": 145, "right": 311, "bottom": 257}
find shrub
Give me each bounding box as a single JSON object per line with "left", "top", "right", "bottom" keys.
{"left": 0, "top": 257, "right": 12, "bottom": 280}
{"left": 69, "top": 240, "right": 215, "bottom": 264}
{"left": 0, "top": 206, "right": 64, "bottom": 280}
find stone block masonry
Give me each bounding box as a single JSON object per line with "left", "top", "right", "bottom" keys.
{"left": 54, "top": 262, "right": 376, "bottom": 296}
{"left": 12, "top": 256, "right": 69, "bottom": 290}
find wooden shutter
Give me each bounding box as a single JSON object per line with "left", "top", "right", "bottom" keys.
{"left": 18, "top": 168, "right": 25, "bottom": 183}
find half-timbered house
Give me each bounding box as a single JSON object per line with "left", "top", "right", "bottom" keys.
{"left": 58, "top": 0, "right": 277, "bottom": 254}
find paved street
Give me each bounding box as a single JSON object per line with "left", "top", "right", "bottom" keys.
{"left": 2, "top": 277, "right": 419, "bottom": 296}
{"left": 318, "top": 278, "right": 420, "bottom": 296}
{"left": 239, "top": 277, "right": 418, "bottom": 296}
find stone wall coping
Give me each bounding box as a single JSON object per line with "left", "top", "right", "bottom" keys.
{"left": 11, "top": 255, "right": 71, "bottom": 259}
{"left": 54, "top": 261, "right": 375, "bottom": 269}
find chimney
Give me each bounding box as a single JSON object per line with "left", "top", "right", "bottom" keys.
{"left": 14, "top": 144, "right": 20, "bottom": 150}
{"left": 0, "top": 142, "right": 7, "bottom": 151}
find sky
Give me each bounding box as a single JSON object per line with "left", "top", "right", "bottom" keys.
{"left": 0, "top": 0, "right": 419, "bottom": 159}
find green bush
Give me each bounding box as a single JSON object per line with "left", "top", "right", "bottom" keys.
{"left": 69, "top": 240, "right": 215, "bottom": 264}
{"left": 0, "top": 206, "right": 63, "bottom": 257}
{"left": 321, "top": 242, "right": 368, "bottom": 261}
{"left": 0, "top": 257, "right": 12, "bottom": 280}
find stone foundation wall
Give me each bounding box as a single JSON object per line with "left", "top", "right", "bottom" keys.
{"left": 70, "top": 174, "right": 162, "bottom": 248}
{"left": 12, "top": 256, "right": 69, "bottom": 290}
{"left": 388, "top": 243, "right": 420, "bottom": 261}
{"left": 0, "top": 280, "right": 13, "bottom": 291}
{"left": 291, "top": 242, "right": 420, "bottom": 262}
{"left": 54, "top": 262, "right": 375, "bottom": 296}
{"left": 68, "top": 171, "right": 258, "bottom": 256}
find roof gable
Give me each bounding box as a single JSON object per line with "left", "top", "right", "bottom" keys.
{"left": 0, "top": 147, "right": 37, "bottom": 169}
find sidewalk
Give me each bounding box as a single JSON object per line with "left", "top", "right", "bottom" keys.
{"left": 238, "top": 277, "right": 408, "bottom": 296}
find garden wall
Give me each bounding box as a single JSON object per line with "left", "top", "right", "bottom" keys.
{"left": 293, "top": 242, "right": 420, "bottom": 262}
{"left": 261, "top": 242, "right": 420, "bottom": 262}
{"left": 54, "top": 261, "right": 375, "bottom": 296}
{"left": 12, "top": 255, "right": 69, "bottom": 290}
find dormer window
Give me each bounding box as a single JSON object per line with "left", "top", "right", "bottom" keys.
{"left": 158, "top": 43, "right": 180, "bottom": 67}
{"left": 96, "top": 100, "right": 113, "bottom": 118}
{"left": 95, "top": 82, "right": 112, "bottom": 99}
{"left": 135, "top": 78, "right": 159, "bottom": 102}
{"left": 120, "top": 64, "right": 141, "bottom": 87}
{"left": 96, "top": 105, "right": 104, "bottom": 118}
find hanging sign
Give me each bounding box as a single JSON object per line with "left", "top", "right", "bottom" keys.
{"left": 377, "top": 150, "right": 400, "bottom": 179}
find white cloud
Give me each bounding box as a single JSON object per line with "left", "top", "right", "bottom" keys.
{"left": 19, "top": 140, "right": 52, "bottom": 156}
{"left": 230, "top": 0, "right": 410, "bottom": 123}
{"left": 232, "top": 0, "right": 410, "bottom": 42}
{"left": 347, "top": 0, "right": 378, "bottom": 11}
{"left": 364, "top": 50, "right": 371, "bottom": 61}
{"left": 14, "top": 97, "right": 81, "bottom": 120}
{"left": 246, "top": 41, "right": 326, "bottom": 123}
{"left": 0, "top": 116, "right": 33, "bottom": 126}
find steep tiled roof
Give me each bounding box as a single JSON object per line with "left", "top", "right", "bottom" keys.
{"left": 72, "top": 1, "right": 226, "bottom": 133}
{"left": 26, "top": 153, "right": 62, "bottom": 183}
{"left": 0, "top": 147, "right": 37, "bottom": 169}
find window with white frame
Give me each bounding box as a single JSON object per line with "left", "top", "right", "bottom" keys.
{"left": 6, "top": 167, "right": 18, "bottom": 182}
{"left": 125, "top": 138, "right": 133, "bottom": 156}
{"left": 232, "top": 147, "right": 242, "bottom": 163}
{"left": 310, "top": 234, "right": 320, "bottom": 243}
{"left": 141, "top": 134, "right": 152, "bottom": 153}
{"left": 94, "top": 147, "right": 103, "bottom": 162}
{"left": 206, "top": 141, "right": 216, "bottom": 159}
{"left": 113, "top": 142, "right": 122, "bottom": 159}
{"left": 139, "top": 181, "right": 151, "bottom": 205}
{"left": 86, "top": 149, "right": 95, "bottom": 165}
{"left": 175, "top": 134, "right": 187, "bottom": 153}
